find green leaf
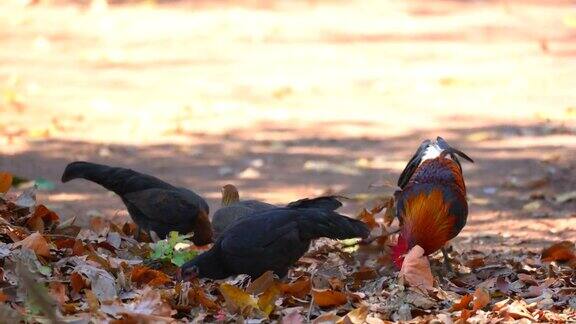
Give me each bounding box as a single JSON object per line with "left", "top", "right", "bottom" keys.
{"left": 148, "top": 232, "right": 196, "bottom": 266}
{"left": 168, "top": 231, "right": 182, "bottom": 247}
{"left": 34, "top": 178, "right": 55, "bottom": 191}
{"left": 171, "top": 250, "right": 197, "bottom": 267}
{"left": 150, "top": 240, "right": 172, "bottom": 260}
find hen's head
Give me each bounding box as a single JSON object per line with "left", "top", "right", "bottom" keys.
{"left": 221, "top": 184, "right": 240, "bottom": 206}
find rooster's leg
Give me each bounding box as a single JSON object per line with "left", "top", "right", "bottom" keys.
{"left": 441, "top": 247, "right": 454, "bottom": 273}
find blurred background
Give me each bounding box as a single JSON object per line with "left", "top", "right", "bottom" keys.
{"left": 1, "top": 0, "right": 575, "bottom": 251}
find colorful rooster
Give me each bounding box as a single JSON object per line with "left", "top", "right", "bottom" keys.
{"left": 392, "top": 137, "right": 473, "bottom": 270}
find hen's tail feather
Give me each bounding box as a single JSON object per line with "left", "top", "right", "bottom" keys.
{"left": 61, "top": 161, "right": 172, "bottom": 195}
{"left": 297, "top": 211, "right": 370, "bottom": 241}
{"left": 286, "top": 196, "right": 343, "bottom": 211}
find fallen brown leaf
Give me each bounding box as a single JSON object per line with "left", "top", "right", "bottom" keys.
{"left": 26, "top": 213, "right": 44, "bottom": 233}
{"left": 49, "top": 282, "right": 69, "bottom": 305}
{"left": 517, "top": 273, "right": 538, "bottom": 286}
{"left": 502, "top": 300, "right": 535, "bottom": 320}
{"left": 465, "top": 258, "right": 485, "bottom": 269}
{"left": 85, "top": 289, "right": 100, "bottom": 313}
{"left": 358, "top": 208, "right": 378, "bottom": 229}
{"left": 459, "top": 309, "right": 473, "bottom": 323}
{"left": 383, "top": 197, "right": 396, "bottom": 226}
{"left": 328, "top": 277, "right": 344, "bottom": 291}
{"left": 13, "top": 232, "right": 50, "bottom": 258}
{"left": 338, "top": 305, "right": 368, "bottom": 324}
{"left": 74, "top": 264, "right": 117, "bottom": 302}
{"left": 352, "top": 267, "right": 378, "bottom": 282}
{"left": 89, "top": 216, "right": 110, "bottom": 236}
{"left": 52, "top": 238, "right": 76, "bottom": 250}
{"left": 492, "top": 298, "right": 510, "bottom": 312}
{"left": 280, "top": 276, "right": 311, "bottom": 299}
{"left": 258, "top": 281, "right": 281, "bottom": 317}
{"left": 312, "top": 312, "right": 342, "bottom": 323}
{"left": 0, "top": 172, "right": 12, "bottom": 193}
{"left": 120, "top": 287, "right": 175, "bottom": 318}
{"left": 311, "top": 289, "right": 348, "bottom": 308}
{"left": 495, "top": 276, "right": 510, "bottom": 295}
{"left": 0, "top": 291, "right": 8, "bottom": 303}
{"left": 4, "top": 226, "right": 28, "bottom": 243}
{"left": 247, "top": 270, "right": 276, "bottom": 295}
{"left": 26, "top": 205, "right": 59, "bottom": 233}
{"left": 72, "top": 239, "right": 86, "bottom": 256}
{"left": 185, "top": 283, "right": 219, "bottom": 312}
{"left": 472, "top": 287, "right": 490, "bottom": 311}
{"left": 399, "top": 245, "right": 434, "bottom": 291}
{"left": 541, "top": 241, "right": 576, "bottom": 263}
{"left": 70, "top": 272, "right": 87, "bottom": 295}
{"left": 450, "top": 294, "right": 473, "bottom": 311}
{"left": 520, "top": 285, "right": 544, "bottom": 298}
{"left": 131, "top": 265, "right": 171, "bottom": 287}
{"left": 282, "top": 311, "right": 304, "bottom": 324}
{"left": 86, "top": 248, "right": 112, "bottom": 271}
{"left": 219, "top": 283, "right": 259, "bottom": 316}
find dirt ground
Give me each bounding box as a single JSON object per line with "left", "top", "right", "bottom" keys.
{"left": 0, "top": 0, "right": 575, "bottom": 254}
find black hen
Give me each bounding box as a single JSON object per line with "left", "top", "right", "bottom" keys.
{"left": 180, "top": 197, "right": 369, "bottom": 280}
{"left": 212, "top": 184, "right": 345, "bottom": 238}
{"left": 211, "top": 184, "right": 276, "bottom": 238}
{"left": 61, "top": 161, "right": 212, "bottom": 245}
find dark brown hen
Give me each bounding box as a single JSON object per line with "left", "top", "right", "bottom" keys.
{"left": 61, "top": 161, "right": 212, "bottom": 245}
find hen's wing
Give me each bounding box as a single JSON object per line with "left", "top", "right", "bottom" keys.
{"left": 123, "top": 188, "right": 201, "bottom": 237}
{"left": 219, "top": 211, "right": 306, "bottom": 277}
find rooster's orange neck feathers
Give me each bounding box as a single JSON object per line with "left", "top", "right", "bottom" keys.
{"left": 399, "top": 188, "right": 456, "bottom": 254}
